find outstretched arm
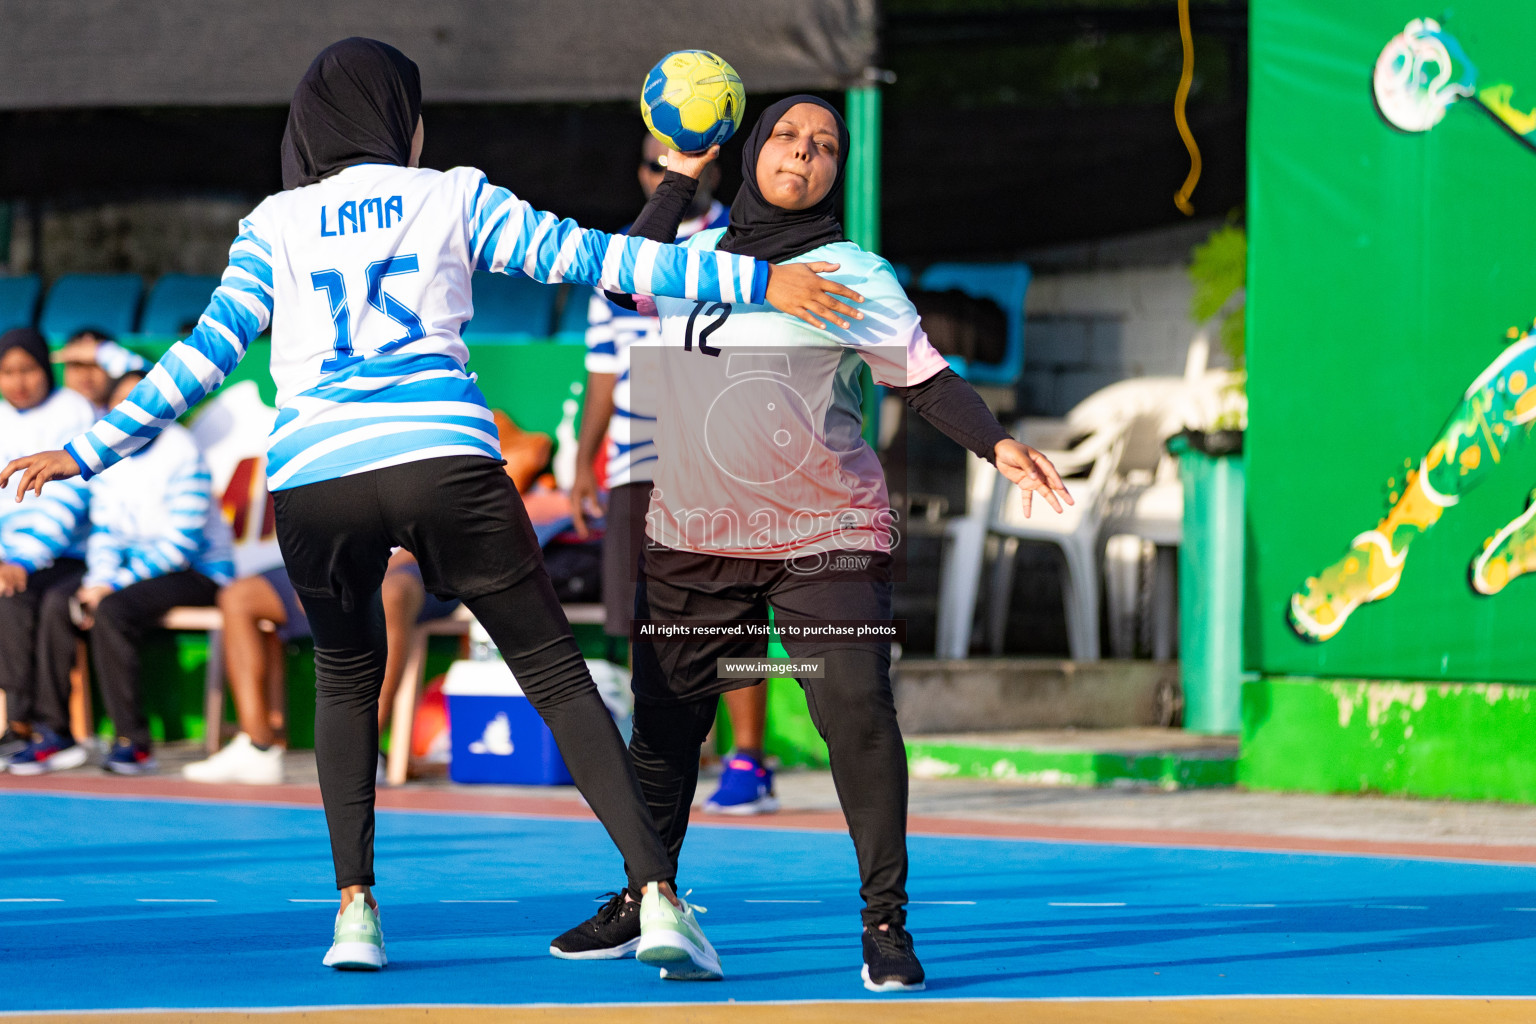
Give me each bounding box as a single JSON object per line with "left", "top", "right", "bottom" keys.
{"left": 2, "top": 216, "right": 274, "bottom": 499}
{"left": 891, "top": 368, "right": 1072, "bottom": 517}
{"left": 466, "top": 166, "right": 862, "bottom": 330}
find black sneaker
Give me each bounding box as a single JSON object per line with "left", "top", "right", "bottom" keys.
{"left": 861, "top": 923, "right": 926, "bottom": 992}
{"left": 550, "top": 890, "right": 642, "bottom": 960}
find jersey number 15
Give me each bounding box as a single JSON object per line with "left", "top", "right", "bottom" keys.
{"left": 312, "top": 255, "right": 426, "bottom": 372}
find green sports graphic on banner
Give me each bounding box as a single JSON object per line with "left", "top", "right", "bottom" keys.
{"left": 1248, "top": 0, "right": 1536, "bottom": 680}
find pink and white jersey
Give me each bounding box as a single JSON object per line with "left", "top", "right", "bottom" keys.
{"left": 640, "top": 231, "right": 949, "bottom": 559}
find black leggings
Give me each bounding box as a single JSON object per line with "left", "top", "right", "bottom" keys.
{"left": 628, "top": 647, "right": 910, "bottom": 927}
{"left": 274, "top": 456, "right": 672, "bottom": 891}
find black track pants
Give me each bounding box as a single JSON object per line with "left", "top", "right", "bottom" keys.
{"left": 34, "top": 569, "right": 218, "bottom": 747}
{"left": 627, "top": 647, "right": 910, "bottom": 927}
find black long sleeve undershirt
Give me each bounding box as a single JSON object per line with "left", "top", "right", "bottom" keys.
{"left": 603, "top": 171, "right": 700, "bottom": 310}
{"left": 889, "top": 368, "right": 1012, "bottom": 465}
{"left": 615, "top": 175, "right": 1011, "bottom": 464}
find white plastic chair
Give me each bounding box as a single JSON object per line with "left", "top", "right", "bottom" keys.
{"left": 935, "top": 455, "right": 999, "bottom": 659}
{"left": 934, "top": 338, "right": 1232, "bottom": 661}
{"left": 979, "top": 416, "right": 1128, "bottom": 661}
{"left": 1095, "top": 341, "right": 1232, "bottom": 659}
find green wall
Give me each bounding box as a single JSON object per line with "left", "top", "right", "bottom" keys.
{"left": 1248, "top": 0, "right": 1536, "bottom": 681}
{"left": 1241, "top": 676, "right": 1536, "bottom": 801}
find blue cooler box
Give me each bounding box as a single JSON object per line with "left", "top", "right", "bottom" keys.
{"left": 442, "top": 660, "right": 572, "bottom": 785}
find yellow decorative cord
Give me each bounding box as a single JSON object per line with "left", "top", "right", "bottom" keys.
{"left": 1174, "top": 0, "right": 1202, "bottom": 215}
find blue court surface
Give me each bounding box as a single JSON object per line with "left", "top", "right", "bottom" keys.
{"left": 2, "top": 791, "right": 1536, "bottom": 1012}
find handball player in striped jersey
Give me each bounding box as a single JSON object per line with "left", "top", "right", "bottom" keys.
{"left": 552, "top": 97, "right": 1071, "bottom": 992}
{"left": 1, "top": 39, "right": 862, "bottom": 979}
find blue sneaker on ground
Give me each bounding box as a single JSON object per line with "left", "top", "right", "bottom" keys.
{"left": 8, "top": 728, "right": 89, "bottom": 776}
{"left": 704, "top": 752, "right": 779, "bottom": 815}
{"left": 103, "top": 739, "right": 158, "bottom": 775}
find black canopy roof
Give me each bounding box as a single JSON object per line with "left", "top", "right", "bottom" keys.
{"left": 0, "top": 0, "right": 876, "bottom": 109}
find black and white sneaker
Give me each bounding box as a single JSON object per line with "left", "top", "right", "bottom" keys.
{"left": 861, "top": 923, "right": 926, "bottom": 992}
{"left": 550, "top": 890, "right": 642, "bottom": 960}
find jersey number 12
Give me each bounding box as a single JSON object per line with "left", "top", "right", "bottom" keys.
{"left": 312, "top": 255, "right": 426, "bottom": 372}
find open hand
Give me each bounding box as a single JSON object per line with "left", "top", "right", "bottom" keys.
{"left": 766, "top": 262, "right": 864, "bottom": 330}
{"left": 994, "top": 439, "right": 1074, "bottom": 518}
{"left": 1, "top": 450, "right": 80, "bottom": 502}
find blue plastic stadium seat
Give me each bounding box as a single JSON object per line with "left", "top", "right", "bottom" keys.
{"left": 916, "top": 262, "right": 1031, "bottom": 387}
{"left": 463, "top": 272, "right": 558, "bottom": 341}
{"left": 552, "top": 283, "right": 597, "bottom": 342}
{"left": 139, "top": 273, "right": 223, "bottom": 336}
{"left": 38, "top": 273, "right": 144, "bottom": 340}
{"left": 0, "top": 275, "right": 41, "bottom": 333}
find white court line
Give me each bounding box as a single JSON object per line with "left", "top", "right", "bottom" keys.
{"left": 911, "top": 900, "right": 977, "bottom": 905}
{"left": 441, "top": 900, "right": 519, "bottom": 903}
{"left": 288, "top": 899, "right": 335, "bottom": 903}
{"left": 1506, "top": 907, "right": 1536, "bottom": 912}
{"left": 0, "top": 898, "right": 61, "bottom": 902}
{"left": 1354, "top": 904, "right": 1428, "bottom": 910}
{"left": 137, "top": 899, "right": 216, "bottom": 903}
{"left": 1207, "top": 903, "right": 1277, "bottom": 908}
{"left": 745, "top": 899, "right": 822, "bottom": 903}
{"left": 1049, "top": 902, "right": 1126, "bottom": 907}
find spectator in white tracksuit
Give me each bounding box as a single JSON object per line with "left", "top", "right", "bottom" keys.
{"left": 10, "top": 370, "right": 234, "bottom": 776}
{"left": 0, "top": 327, "right": 95, "bottom": 763}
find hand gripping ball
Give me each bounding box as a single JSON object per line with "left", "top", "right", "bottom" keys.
{"left": 641, "top": 50, "right": 746, "bottom": 154}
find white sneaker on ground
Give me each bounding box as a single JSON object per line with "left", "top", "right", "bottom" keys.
{"left": 182, "top": 733, "right": 284, "bottom": 785}
{"left": 636, "top": 884, "right": 723, "bottom": 980}
{"left": 322, "top": 893, "right": 387, "bottom": 970}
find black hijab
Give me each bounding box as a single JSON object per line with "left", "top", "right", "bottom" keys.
{"left": 280, "top": 38, "right": 422, "bottom": 191}
{"left": 719, "top": 95, "right": 849, "bottom": 263}
{"left": 0, "top": 327, "right": 55, "bottom": 398}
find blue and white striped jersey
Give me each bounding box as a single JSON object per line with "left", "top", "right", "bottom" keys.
{"left": 64, "top": 164, "right": 769, "bottom": 492}
{"left": 585, "top": 200, "right": 729, "bottom": 488}
{"left": 84, "top": 423, "right": 235, "bottom": 590}
{"left": 0, "top": 388, "right": 95, "bottom": 572}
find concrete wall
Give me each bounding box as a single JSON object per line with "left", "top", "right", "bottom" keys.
{"left": 1016, "top": 217, "right": 1230, "bottom": 417}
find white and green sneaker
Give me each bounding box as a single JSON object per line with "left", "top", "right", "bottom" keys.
{"left": 322, "top": 893, "right": 387, "bottom": 970}
{"left": 635, "top": 884, "right": 722, "bottom": 981}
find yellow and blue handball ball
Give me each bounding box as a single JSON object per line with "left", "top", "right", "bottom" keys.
{"left": 641, "top": 50, "right": 745, "bottom": 154}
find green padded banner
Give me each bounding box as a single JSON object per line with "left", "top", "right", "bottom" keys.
{"left": 1248, "top": 1, "right": 1536, "bottom": 680}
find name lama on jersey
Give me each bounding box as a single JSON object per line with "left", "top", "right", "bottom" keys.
{"left": 320, "top": 196, "right": 405, "bottom": 237}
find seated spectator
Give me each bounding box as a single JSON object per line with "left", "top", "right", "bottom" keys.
{"left": 0, "top": 328, "right": 96, "bottom": 762}
{"left": 9, "top": 369, "right": 234, "bottom": 775}
{"left": 53, "top": 329, "right": 147, "bottom": 416}
{"left": 182, "top": 549, "right": 459, "bottom": 785}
